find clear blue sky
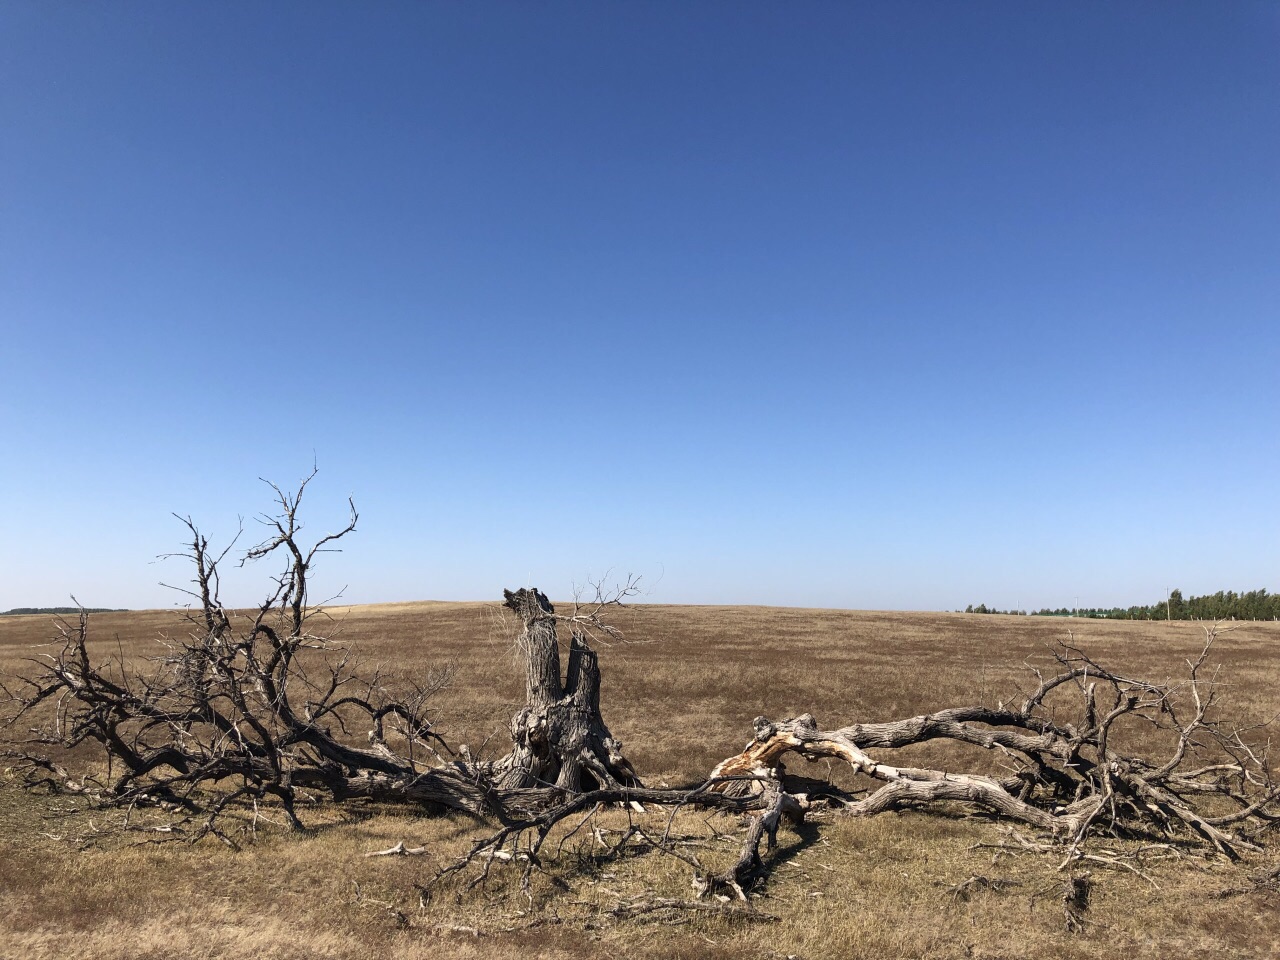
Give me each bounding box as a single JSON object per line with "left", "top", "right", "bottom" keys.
{"left": 2, "top": 2, "right": 1277, "bottom": 613}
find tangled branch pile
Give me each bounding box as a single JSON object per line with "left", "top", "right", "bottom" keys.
{"left": 2, "top": 477, "right": 507, "bottom": 839}
{"left": 711, "top": 639, "right": 1277, "bottom": 876}
{"left": 3, "top": 475, "right": 1277, "bottom": 903}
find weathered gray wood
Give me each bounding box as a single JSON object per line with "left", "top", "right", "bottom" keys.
{"left": 491, "top": 589, "right": 639, "bottom": 793}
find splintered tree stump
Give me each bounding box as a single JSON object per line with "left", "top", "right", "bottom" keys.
{"left": 491, "top": 588, "right": 640, "bottom": 792}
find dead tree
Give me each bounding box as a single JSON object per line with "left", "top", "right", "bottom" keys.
{"left": 486, "top": 587, "right": 639, "bottom": 793}
{"left": 709, "top": 637, "right": 1280, "bottom": 875}
{"left": 0, "top": 472, "right": 502, "bottom": 840}
{"left": 430, "top": 633, "right": 1279, "bottom": 906}
{"left": 0, "top": 475, "right": 651, "bottom": 843}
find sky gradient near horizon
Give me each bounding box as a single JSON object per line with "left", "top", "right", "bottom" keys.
{"left": 2, "top": 3, "right": 1277, "bottom": 613}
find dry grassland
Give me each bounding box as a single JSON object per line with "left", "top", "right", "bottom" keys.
{"left": 3, "top": 603, "right": 1279, "bottom": 959}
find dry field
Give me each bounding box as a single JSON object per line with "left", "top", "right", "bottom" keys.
{"left": 3, "top": 602, "right": 1279, "bottom": 959}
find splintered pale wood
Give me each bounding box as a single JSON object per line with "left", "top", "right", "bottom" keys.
{"left": 709, "top": 645, "right": 1268, "bottom": 862}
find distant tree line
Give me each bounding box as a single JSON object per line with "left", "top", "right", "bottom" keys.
{"left": 1, "top": 607, "right": 126, "bottom": 616}
{"left": 964, "top": 589, "right": 1280, "bottom": 621}
{"left": 963, "top": 603, "right": 1027, "bottom": 615}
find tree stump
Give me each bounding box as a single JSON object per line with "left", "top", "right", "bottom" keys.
{"left": 491, "top": 588, "right": 640, "bottom": 792}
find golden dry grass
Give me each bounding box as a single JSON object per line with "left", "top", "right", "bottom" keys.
{"left": 3, "top": 603, "right": 1279, "bottom": 959}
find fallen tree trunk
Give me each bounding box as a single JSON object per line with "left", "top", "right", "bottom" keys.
{"left": 709, "top": 638, "right": 1276, "bottom": 862}
{"left": 713, "top": 713, "right": 1099, "bottom": 837}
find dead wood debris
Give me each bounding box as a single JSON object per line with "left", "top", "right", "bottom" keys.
{"left": 1062, "top": 872, "right": 1092, "bottom": 933}
{"left": 709, "top": 634, "right": 1279, "bottom": 867}
{"left": 365, "top": 841, "right": 428, "bottom": 857}
{"left": 946, "top": 874, "right": 1024, "bottom": 901}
